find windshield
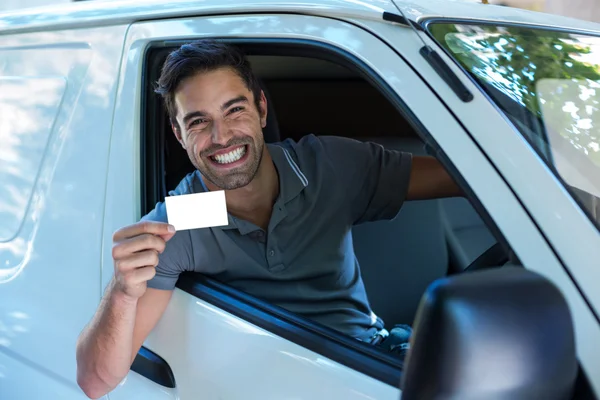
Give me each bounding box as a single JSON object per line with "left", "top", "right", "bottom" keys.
{"left": 428, "top": 22, "right": 600, "bottom": 226}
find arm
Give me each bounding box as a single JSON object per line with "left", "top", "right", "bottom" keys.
{"left": 76, "top": 286, "right": 172, "bottom": 399}
{"left": 76, "top": 221, "right": 175, "bottom": 399}
{"left": 407, "top": 156, "right": 464, "bottom": 201}
{"left": 318, "top": 136, "right": 462, "bottom": 224}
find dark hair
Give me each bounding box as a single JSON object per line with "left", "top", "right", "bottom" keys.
{"left": 155, "top": 39, "right": 262, "bottom": 127}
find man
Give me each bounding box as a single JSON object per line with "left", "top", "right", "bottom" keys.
{"left": 76, "top": 39, "right": 462, "bottom": 399}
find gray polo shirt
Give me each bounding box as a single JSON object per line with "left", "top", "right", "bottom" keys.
{"left": 142, "top": 134, "right": 412, "bottom": 341}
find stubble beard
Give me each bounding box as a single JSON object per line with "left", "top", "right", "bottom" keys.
{"left": 193, "top": 137, "right": 264, "bottom": 190}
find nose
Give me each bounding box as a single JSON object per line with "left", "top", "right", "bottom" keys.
{"left": 210, "top": 118, "right": 233, "bottom": 146}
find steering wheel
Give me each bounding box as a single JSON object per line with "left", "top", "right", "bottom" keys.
{"left": 463, "top": 242, "right": 510, "bottom": 273}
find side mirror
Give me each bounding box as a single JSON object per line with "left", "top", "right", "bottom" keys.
{"left": 401, "top": 267, "right": 578, "bottom": 400}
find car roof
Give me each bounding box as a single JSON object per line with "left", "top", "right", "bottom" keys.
{"left": 1, "top": 0, "right": 599, "bottom": 35}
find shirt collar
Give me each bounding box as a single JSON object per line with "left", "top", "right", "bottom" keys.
{"left": 267, "top": 143, "right": 308, "bottom": 204}
{"left": 184, "top": 142, "right": 309, "bottom": 232}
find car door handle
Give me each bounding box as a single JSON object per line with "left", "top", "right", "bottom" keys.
{"left": 131, "top": 346, "right": 176, "bottom": 388}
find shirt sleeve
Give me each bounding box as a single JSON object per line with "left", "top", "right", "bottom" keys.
{"left": 140, "top": 201, "right": 194, "bottom": 290}
{"left": 318, "top": 135, "right": 413, "bottom": 225}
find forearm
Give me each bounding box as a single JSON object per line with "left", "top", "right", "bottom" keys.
{"left": 407, "top": 156, "right": 464, "bottom": 200}
{"left": 76, "top": 279, "right": 138, "bottom": 398}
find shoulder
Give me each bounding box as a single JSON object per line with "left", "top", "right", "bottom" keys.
{"left": 270, "top": 134, "right": 361, "bottom": 166}
{"left": 268, "top": 135, "right": 330, "bottom": 182}
{"left": 268, "top": 135, "right": 379, "bottom": 184}
{"left": 274, "top": 134, "right": 360, "bottom": 153}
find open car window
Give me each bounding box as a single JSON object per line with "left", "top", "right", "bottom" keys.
{"left": 140, "top": 38, "right": 518, "bottom": 387}
{"left": 428, "top": 23, "right": 600, "bottom": 226}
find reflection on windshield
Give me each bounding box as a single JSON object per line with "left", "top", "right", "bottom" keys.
{"left": 538, "top": 78, "right": 600, "bottom": 199}
{"left": 429, "top": 23, "right": 600, "bottom": 224}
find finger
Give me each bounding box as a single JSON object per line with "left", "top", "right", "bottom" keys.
{"left": 112, "top": 234, "right": 166, "bottom": 260}
{"left": 157, "top": 231, "right": 177, "bottom": 243}
{"left": 113, "top": 221, "right": 175, "bottom": 242}
{"left": 120, "top": 266, "right": 156, "bottom": 288}
{"left": 131, "top": 266, "right": 157, "bottom": 283}
{"left": 115, "top": 250, "right": 159, "bottom": 273}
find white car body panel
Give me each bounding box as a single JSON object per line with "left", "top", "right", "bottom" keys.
{"left": 0, "top": 0, "right": 598, "bottom": 398}
{"left": 0, "top": 348, "right": 90, "bottom": 399}
{"left": 0, "top": 24, "right": 126, "bottom": 400}
{"left": 109, "top": 291, "right": 399, "bottom": 400}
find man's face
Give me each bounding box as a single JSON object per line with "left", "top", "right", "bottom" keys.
{"left": 173, "top": 67, "right": 267, "bottom": 190}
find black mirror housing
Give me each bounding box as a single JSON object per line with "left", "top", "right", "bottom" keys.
{"left": 401, "top": 267, "right": 577, "bottom": 400}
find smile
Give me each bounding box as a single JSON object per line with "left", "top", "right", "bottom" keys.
{"left": 210, "top": 145, "right": 247, "bottom": 164}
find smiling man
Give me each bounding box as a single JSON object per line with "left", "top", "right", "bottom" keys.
{"left": 166, "top": 63, "right": 280, "bottom": 231}
{"left": 76, "top": 39, "right": 463, "bottom": 399}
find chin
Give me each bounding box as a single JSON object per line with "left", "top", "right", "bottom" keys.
{"left": 201, "top": 168, "right": 257, "bottom": 191}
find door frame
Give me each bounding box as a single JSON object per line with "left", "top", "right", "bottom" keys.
{"left": 104, "top": 12, "right": 560, "bottom": 399}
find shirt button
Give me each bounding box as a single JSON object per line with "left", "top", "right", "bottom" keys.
{"left": 268, "top": 250, "right": 275, "bottom": 257}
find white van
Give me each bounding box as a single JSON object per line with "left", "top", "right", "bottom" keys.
{"left": 1, "top": 0, "right": 600, "bottom": 398}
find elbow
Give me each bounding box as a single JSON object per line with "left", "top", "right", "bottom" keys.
{"left": 76, "top": 361, "right": 121, "bottom": 399}
{"left": 75, "top": 337, "right": 122, "bottom": 399}
{"left": 77, "top": 371, "right": 111, "bottom": 399}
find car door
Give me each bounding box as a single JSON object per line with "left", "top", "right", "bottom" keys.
{"left": 353, "top": 13, "right": 600, "bottom": 395}
{"left": 102, "top": 11, "right": 570, "bottom": 400}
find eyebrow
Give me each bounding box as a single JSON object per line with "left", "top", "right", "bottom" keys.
{"left": 221, "top": 95, "right": 248, "bottom": 111}
{"left": 182, "top": 110, "right": 206, "bottom": 127}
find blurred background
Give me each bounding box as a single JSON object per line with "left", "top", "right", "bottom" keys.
{"left": 0, "top": 0, "right": 599, "bottom": 23}
{"left": 489, "top": 0, "right": 599, "bottom": 22}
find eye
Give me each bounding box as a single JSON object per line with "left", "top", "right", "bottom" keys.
{"left": 189, "top": 118, "right": 206, "bottom": 128}
{"left": 229, "top": 106, "right": 244, "bottom": 114}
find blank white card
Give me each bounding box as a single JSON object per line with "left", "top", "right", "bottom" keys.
{"left": 165, "top": 191, "right": 229, "bottom": 231}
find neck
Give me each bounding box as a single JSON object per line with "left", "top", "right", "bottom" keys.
{"left": 205, "top": 148, "right": 279, "bottom": 228}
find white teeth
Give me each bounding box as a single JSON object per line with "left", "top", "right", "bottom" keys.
{"left": 212, "top": 146, "right": 246, "bottom": 164}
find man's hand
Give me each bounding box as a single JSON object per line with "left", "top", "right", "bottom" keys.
{"left": 112, "top": 221, "right": 176, "bottom": 300}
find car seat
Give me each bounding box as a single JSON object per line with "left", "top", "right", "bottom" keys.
{"left": 439, "top": 198, "right": 496, "bottom": 272}
{"left": 352, "top": 137, "right": 497, "bottom": 326}
{"left": 351, "top": 137, "right": 449, "bottom": 327}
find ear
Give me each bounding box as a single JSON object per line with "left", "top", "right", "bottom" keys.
{"left": 171, "top": 119, "right": 186, "bottom": 149}
{"left": 258, "top": 90, "right": 268, "bottom": 128}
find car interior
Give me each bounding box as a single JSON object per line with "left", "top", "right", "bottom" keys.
{"left": 147, "top": 49, "right": 512, "bottom": 329}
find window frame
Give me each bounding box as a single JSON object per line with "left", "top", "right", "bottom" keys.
{"left": 139, "top": 37, "right": 512, "bottom": 386}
